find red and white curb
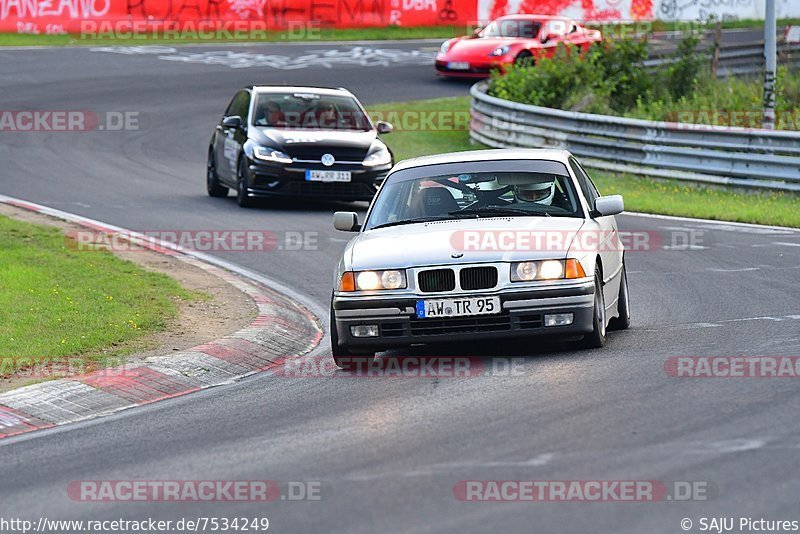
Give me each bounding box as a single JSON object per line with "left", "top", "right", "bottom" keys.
{"left": 0, "top": 196, "right": 324, "bottom": 439}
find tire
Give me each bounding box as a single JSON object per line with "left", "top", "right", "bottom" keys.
{"left": 581, "top": 266, "right": 607, "bottom": 349}
{"left": 514, "top": 51, "right": 534, "bottom": 67}
{"left": 608, "top": 261, "right": 631, "bottom": 331}
{"left": 330, "top": 301, "right": 376, "bottom": 371}
{"left": 206, "top": 150, "right": 228, "bottom": 198}
{"left": 236, "top": 157, "right": 255, "bottom": 208}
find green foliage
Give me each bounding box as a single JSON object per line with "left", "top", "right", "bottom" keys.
{"left": 487, "top": 34, "right": 800, "bottom": 130}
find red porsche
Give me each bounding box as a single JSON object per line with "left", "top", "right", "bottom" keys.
{"left": 435, "top": 15, "right": 602, "bottom": 78}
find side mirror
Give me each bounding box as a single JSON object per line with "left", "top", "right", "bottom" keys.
{"left": 541, "top": 33, "right": 558, "bottom": 44}
{"left": 376, "top": 121, "right": 394, "bottom": 134}
{"left": 222, "top": 115, "right": 242, "bottom": 129}
{"left": 593, "top": 195, "right": 624, "bottom": 217}
{"left": 334, "top": 211, "right": 361, "bottom": 232}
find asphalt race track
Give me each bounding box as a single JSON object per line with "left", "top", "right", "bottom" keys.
{"left": 1, "top": 36, "right": 800, "bottom": 533}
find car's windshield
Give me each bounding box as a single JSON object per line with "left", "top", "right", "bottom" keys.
{"left": 252, "top": 92, "right": 372, "bottom": 131}
{"left": 365, "top": 168, "right": 581, "bottom": 230}
{"left": 480, "top": 19, "right": 541, "bottom": 38}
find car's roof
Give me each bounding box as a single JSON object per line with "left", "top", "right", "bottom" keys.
{"left": 248, "top": 86, "right": 354, "bottom": 96}
{"left": 390, "top": 148, "right": 574, "bottom": 174}
{"left": 492, "top": 14, "right": 574, "bottom": 22}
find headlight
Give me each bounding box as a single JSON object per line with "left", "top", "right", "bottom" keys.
{"left": 362, "top": 143, "right": 392, "bottom": 167}
{"left": 254, "top": 147, "right": 292, "bottom": 164}
{"left": 440, "top": 40, "right": 452, "bottom": 54}
{"left": 510, "top": 259, "right": 586, "bottom": 282}
{"left": 489, "top": 45, "right": 510, "bottom": 57}
{"left": 339, "top": 270, "right": 407, "bottom": 291}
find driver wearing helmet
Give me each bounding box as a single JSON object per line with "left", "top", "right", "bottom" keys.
{"left": 513, "top": 179, "right": 556, "bottom": 205}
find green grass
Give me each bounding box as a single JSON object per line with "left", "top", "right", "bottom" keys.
{"left": 0, "top": 215, "right": 195, "bottom": 374}
{"left": 368, "top": 96, "right": 800, "bottom": 228}
{"left": 368, "top": 96, "right": 477, "bottom": 161}
{"left": 0, "top": 25, "right": 462, "bottom": 47}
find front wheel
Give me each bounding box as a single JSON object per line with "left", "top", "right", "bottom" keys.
{"left": 236, "top": 158, "right": 255, "bottom": 208}
{"left": 514, "top": 51, "right": 534, "bottom": 67}
{"left": 206, "top": 150, "right": 228, "bottom": 197}
{"left": 330, "top": 302, "right": 375, "bottom": 370}
{"left": 608, "top": 262, "right": 631, "bottom": 331}
{"left": 580, "top": 266, "right": 607, "bottom": 349}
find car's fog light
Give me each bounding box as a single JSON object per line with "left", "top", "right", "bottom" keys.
{"left": 351, "top": 325, "right": 379, "bottom": 338}
{"left": 544, "top": 313, "right": 574, "bottom": 327}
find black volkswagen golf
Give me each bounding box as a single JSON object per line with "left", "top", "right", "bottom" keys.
{"left": 207, "top": 86, "right": 394, "bottom": 207}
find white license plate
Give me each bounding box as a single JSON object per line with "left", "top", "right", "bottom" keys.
{"left": 306, "top": 170, "right": 351, "bottom": 182}
{"left": 447, "top": 61, "right": 470, "bottom": 70}
{"left": 416, "top": 296, "right": 500, "bottom": 319}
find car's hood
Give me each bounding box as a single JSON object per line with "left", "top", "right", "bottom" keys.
{"left": 346, "top": 217, "right": 586, "bottom": 270}
{"left": 250, "top": 127, "right": 376, "bottom": 153}
{"left": 443, "top": 37, "right": 532, "bottom": 59}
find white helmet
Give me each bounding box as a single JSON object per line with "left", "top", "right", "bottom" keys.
{"left": 514, "top": 180, "right": 555, "bottom": 205}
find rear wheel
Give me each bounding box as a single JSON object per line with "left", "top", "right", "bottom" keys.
{"left": 206, "top": 150, "right": 228, "bottom": 197}
{"left": 236, "top": 158, "right": 255, "bottom": 208}
{"left": 581, "top": 266, "right": 607, "bottom": 349}
{"left": 608, "top": 261, "right": 631, "bottom": 331}
{"left": 330, "top": 301, "right": 375, "bottom": 370}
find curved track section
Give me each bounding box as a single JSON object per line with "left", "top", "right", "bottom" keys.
{"left": 1, "top": 41, "right": 799, "bottom": 533}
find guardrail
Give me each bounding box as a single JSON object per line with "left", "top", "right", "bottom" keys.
{"left": 469, "top": 81, "right": 800, "bottom": 192}
{"left": 646, "top": 41, "right": 800, "bottom": 77}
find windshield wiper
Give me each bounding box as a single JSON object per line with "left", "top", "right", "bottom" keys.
{"left": 450, "top": 207, "right": 551, "bottom": 217}
{"left": 370, "top": 216, "right": 468, "bottom": 230}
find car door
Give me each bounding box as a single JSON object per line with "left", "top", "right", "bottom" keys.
{"left": 569, "top": 157, "right": 622, "bottom": 303}
{"left": 217, "top": 90, "right": 251, "bottom": 183}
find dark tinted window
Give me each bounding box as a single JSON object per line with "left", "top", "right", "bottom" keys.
{"left": 225, "top": 91, "right": 250, "bottom": 119}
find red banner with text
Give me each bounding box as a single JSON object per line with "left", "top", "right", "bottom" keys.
{"left": 0, "top": 0, "right": 477, "bottom": 34}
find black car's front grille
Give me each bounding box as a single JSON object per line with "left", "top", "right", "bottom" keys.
{"left": 410, "top": 314, "right": 511, "bottom": 336}
{"left": 459, "top": 266, "right": 498, "bottom": 290}
{"left": 281, "top": 181, "right": 376, "bottom": 198}
{"left": 418, "top": 269, "right": 456, "bottom": 293}
{"left": 285, "top": 145, "right": 368, "bottom": 162}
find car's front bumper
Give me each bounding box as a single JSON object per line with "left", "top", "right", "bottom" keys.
{"left": 333, "top": 282, "right": 595, "bottom": 350}
{"left": 434, "top": 59, "right": 511, "bottom": 78}
{"left": 245, "top": 160, "right": 390, "bottom": 201}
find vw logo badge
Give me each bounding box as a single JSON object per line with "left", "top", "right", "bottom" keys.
{"left": 321, "top": 153, "right": 335, "bottom": 167}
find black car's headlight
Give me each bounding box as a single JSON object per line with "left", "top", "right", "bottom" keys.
{"left": 254, "top": 147, "right": 292, "bottom": 164}
{"left": 362, "top": 143, "right": 392, "bottom": 167}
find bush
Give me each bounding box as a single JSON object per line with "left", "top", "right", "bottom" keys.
{"left": 487, "top": 34, "right": 800, "bottom": 130}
